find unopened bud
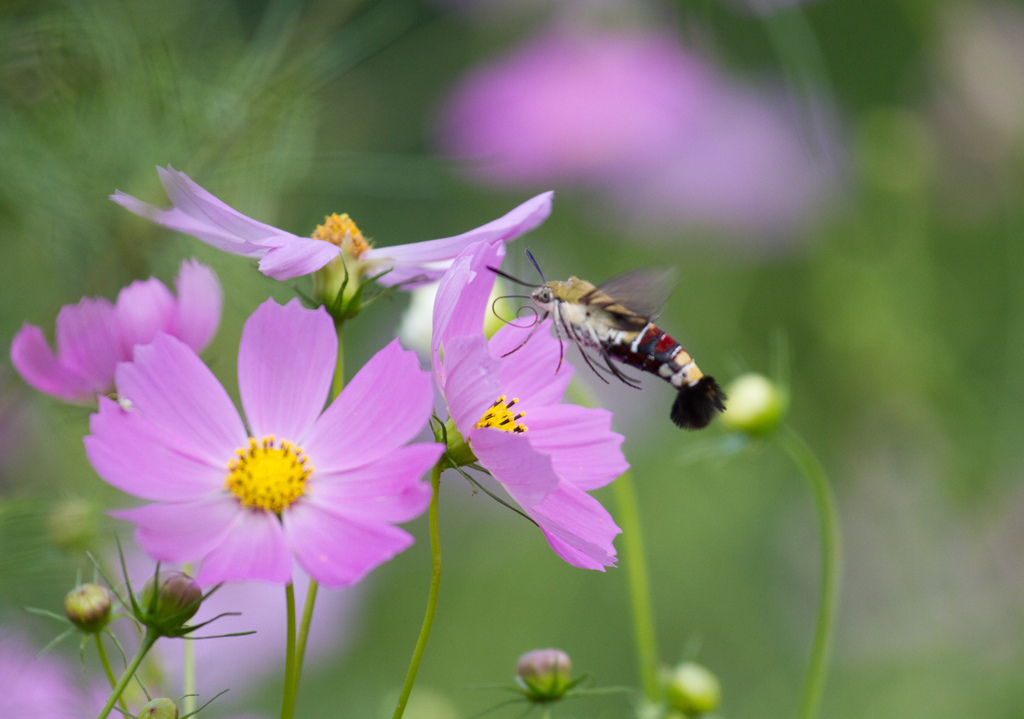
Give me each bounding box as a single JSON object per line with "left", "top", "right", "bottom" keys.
{"left": 64, "top": 583, "right": 111, "bottom": 633}
{"left": 666, "top": 662, "right": 721, "bottom": 716}
{"left": 138, "top": 697, "right": 178, "bottom": 719}
{"left": 138, "top": 571, "right": 202, "bottom": 631}
{"left": 516, "top": 648, "right": 573, "bottom": 699}
{"left": 720, "top": 373, "right": 786, "bottom": 437}
{"left": 47, "top": 499, "right": 98, "bottom": 550}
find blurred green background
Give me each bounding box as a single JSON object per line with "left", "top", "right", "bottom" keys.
{"left": 2, "top": 0, "right": 1023, "bottom": 717}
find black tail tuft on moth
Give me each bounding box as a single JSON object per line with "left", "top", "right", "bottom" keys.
{"left": 670, "top": 376, "right": 727, "bottom": 430}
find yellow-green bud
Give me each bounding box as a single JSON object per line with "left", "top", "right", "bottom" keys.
{"left": 139, "top": 571, "right": 202, "bottom": 631}
{"left": 138, "top": 697, "right": 178, "bottom": 719}
{"left": 666, "top": 662, "right": 721, "bottom": 716}
{"left": 516, "top": 648, "right": 573, "bottom": 699}
{"left": 64, "top": 583, "right": 111, "bottom": 633}
{"left": 720, "top": 373, "right": 786, "bottom": 436}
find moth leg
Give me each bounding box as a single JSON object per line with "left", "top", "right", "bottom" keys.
{"left": 599, "top": 348, "right": 643, "bottom": 389}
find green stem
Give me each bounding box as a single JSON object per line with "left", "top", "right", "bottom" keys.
{"left": 331, "top": 319, "right": 346, "bottom": 399}
{"left": 182, "top": 562, "right": 196, "bottom": 715}
{"left": 393, "top": 463, "right": 444, "bottom": 719}
{"left": 96, "top": 628, "right": 158, "bottom": 719}
{"left": 94, "top": 634, "right": 128, "bottom": 716}
{"left": 281, "top": 583, "right": 298, "bottom": 719}
{"left": 565, "top": 380, "right": 660, "bottom": 701}
{"left": 611, "top": 470, "right": 661, "bottom": 702}
{"left": 779, "top": 426, "right": 841, "bottom": 719}
{"left": 294, "top": 580, "right": 320, "bottom": 686}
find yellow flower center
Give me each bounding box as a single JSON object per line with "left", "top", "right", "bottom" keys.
{"left": 311, "top": 213, "right": 371, "bottom": 258}
{"left": 225, "top": 436, "right": 312, "bottom": 513}
{"left": 474, "top": 395, "right": 527, "bottom": 434}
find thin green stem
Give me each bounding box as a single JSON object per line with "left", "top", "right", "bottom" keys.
{"left": 294, "top": 580, "right": 320, "bottom": 686}
{"left": 565, "top": 380, "right": 660, "bottom": 701}
{"left": 393, "top": 463, "right": 444, "bottom": 719}
{"left": 182, "top": 562, "right": 196, "bottom": 715}
{"left": 779, "top": 426, "right": 841, "bottom": 719}
{"left": 96, "top": 628, "right": 158, "bottom": 719}
{"left": 94, "top": 634, "right": 128, "bottom": 716}
{"left": 281, "top": 583, "right": 298, "bottom": 719}
{"left": 331, "top": 319, "right": 346, "bottom": 399}
{"left": 611, "top": 470, "right": 661, "bottom": 702}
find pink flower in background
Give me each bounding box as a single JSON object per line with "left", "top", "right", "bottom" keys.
{"left": 433, "top": 242, "right": 627, "bottom": 569}
{"left": 85, "top": 298, "right": 443, "bottom": 587}
{"left": 0, "top": 632, "right": 102, "bottom": 718}
{"left": 10, "top": 259, "right": 221, "bottom": 403}
{"left": 113, "top": 166, "right": 553, "bottom": 284}
{"left": 436, "top": 27, "right": 840, "bottom": 239}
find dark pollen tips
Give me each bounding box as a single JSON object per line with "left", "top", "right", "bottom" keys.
{"left": 670, "top": 376, "right": 727, "bottom": 430}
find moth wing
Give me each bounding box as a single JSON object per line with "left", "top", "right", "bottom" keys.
{"left": 594, "top": 267, "right": 678, "bottom": 321}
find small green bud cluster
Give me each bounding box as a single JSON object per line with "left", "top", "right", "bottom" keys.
{"left": 64, "top": 583, "right": 112, "bottom": 633}
{"left": 137, "top": 571, "right": 203, "bottom": 636}
{"left": 665, "top": 662, "right": 721, "bottom": 717}
{"left": 720, "top": 373, "right": 786, "bottom": 437}
{"left": 516, "top": 648, "right": 574, "bottom": 701}
{"left": 138, "top": 697, "right": 179, "bottom": 719}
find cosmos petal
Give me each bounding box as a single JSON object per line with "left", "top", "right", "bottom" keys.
{"left": 114, "top": 334, "right": 247, "bottom": 466}
{"left": 303, "top": 339, "right": 433, "bottom": 472}
{"left": 284, "top": 502, "right": 415, "bottom": 588}
{"left": 171, "top": 259, "right": 223, "bottom": 352}
{"left": 196, "top": 508, "right": 292, "bottom": 585}
{"left": 238, "top": 299, "right": 336, "bottom": 443}
{"left": 256, "top": 238, "right": 341, "bottom": 280}
{"left": 115, "top": 278, "right": 175, "bottom": 355}
{"left": 111, "top": 495, "right": 240, "bottom": 564}
{"left": 10, "top": 324, "right": 96, "bottom": 402}
{"left": 469, "top": 428, "right": 560, "bottom": 507}
{"left": 490, "top": 320, "right": 572, "bottom": 407}
{"left": 521, "top": 404, "right": 628, "bottom": 491}
{"left": 54, "top": 297, "right": 124, "bottom": 387}
{"left": 529, "top": 482, "right": 621, "bottom": 570}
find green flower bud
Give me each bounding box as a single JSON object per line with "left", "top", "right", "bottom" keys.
{"left": 516, "top": 648, "right": 573, "bottom": 700}
{"left": 720, "top": 373, "right": 786, "bottom": 437}
{"left": 666, "top": 662, "right": 721, "bottom": 716}
{"left": 138, "top": 697, "right": 179, "bottom": 719}
{"left": 64, "top": 583, "right": 111, "bottom": 633}
{"left": 441, "top": 417, "right": 477, "bottom": 468}
{"left": 138, "top": 571, "right": 202, "bottom": 632}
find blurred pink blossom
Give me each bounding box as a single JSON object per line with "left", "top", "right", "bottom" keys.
{"left": 437, "top": 27, "right": 841, "bottom": 240}
{"left": 0, "top": 632, "right": 102, "bottom": 718}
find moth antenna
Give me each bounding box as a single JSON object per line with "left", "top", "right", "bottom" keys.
{"left": 525, "top": 249, "right": 547, "bottom": 283}
{"left": 487, "top": 266, "right": 540, "bottom": 288}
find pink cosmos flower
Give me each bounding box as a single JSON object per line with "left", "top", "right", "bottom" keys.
{"left": 10, "top": 259, "right": 221, "bottom": 404}
{"left": 436, "top": 27, "right": 840, "bottom": 239}
{"left": 0, "top": 631, "right": 104, "bottom": 718}
{"left": 432, "top": 241, "right": 627, "bottom": 570}
{"left": 112, "top": 166, "right": 553, "bottom": 284}
{"left": 85, "top": 298, "right": 443, "bottom": 587}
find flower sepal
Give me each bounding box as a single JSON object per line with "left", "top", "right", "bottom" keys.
{"left": 313, "top": 256, "right": 397, "bottom": 325}
{"left": 437, "top": 417, "right": 478, "bottom": 468}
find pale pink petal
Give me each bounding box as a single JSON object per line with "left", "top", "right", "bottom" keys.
{"left": 156, "top": 166, "right": 286, "bottom": 244}
{"left": 524, "top": 404, "right": 628, "bottom": 491}
{"left": 171, "top": 259, "right": 222, "bottom": 352}
{"left": 257, "top": 239, "right": 341, "bottom": 280}
{"left": 114, "top": 334, "right": 247, "bottom": 465}
{"left": 238, "top": 300, "right": 335, "bottom": 442}
{"left": 115, "top": 278, "right": 175, "bottom": 355}
{"left": 490, "top": 320, "right": 572, "bottom": 407}
{"left": 85, "top": 397, "right": 226, "bottom": 501}
{"left": 111, "top": 496, "right": 240, "bottom": 563}
{"left": 440, "top": 334, "right": 503, "bottom": 432}
{"left": 431, "top": 241, "right": 504, "bottom": 374}
{"left": 528, "top": 482, "right": 621, "bottom": 570}
{"left": 469, "top": 428, "right": 559, "bottom": 507}
{"left": 10, "top": 324, "right": 96, "bottom": 401}
{"left": 366, "top": 192, "right": 552, "bottom": 287}
{"left": 310, "top": 443, "right": 441, "bottom": 522}
{"left": 196, "top": 508, "right": 292, "bottom": 585}
{"left": 55, "top": 297, "right": 124, "bottom": 387}
{"left": 303, "top": 339, "right": 433, "bottom": 472}
{"left": 284, "top": 502, "right": 415, "bottom": 588}
{"left": 111, "top": 191, "right": 270, "bottom": 256}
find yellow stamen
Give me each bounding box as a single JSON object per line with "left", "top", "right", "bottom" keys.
{"left": 311, "top": 213, "right": 371, "bottom": 257}
{"left": 474, "top": 395, "right": 527, "bottom": 434}
{"left": 224, "top": 436, "right": 312, "bottom": 513}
